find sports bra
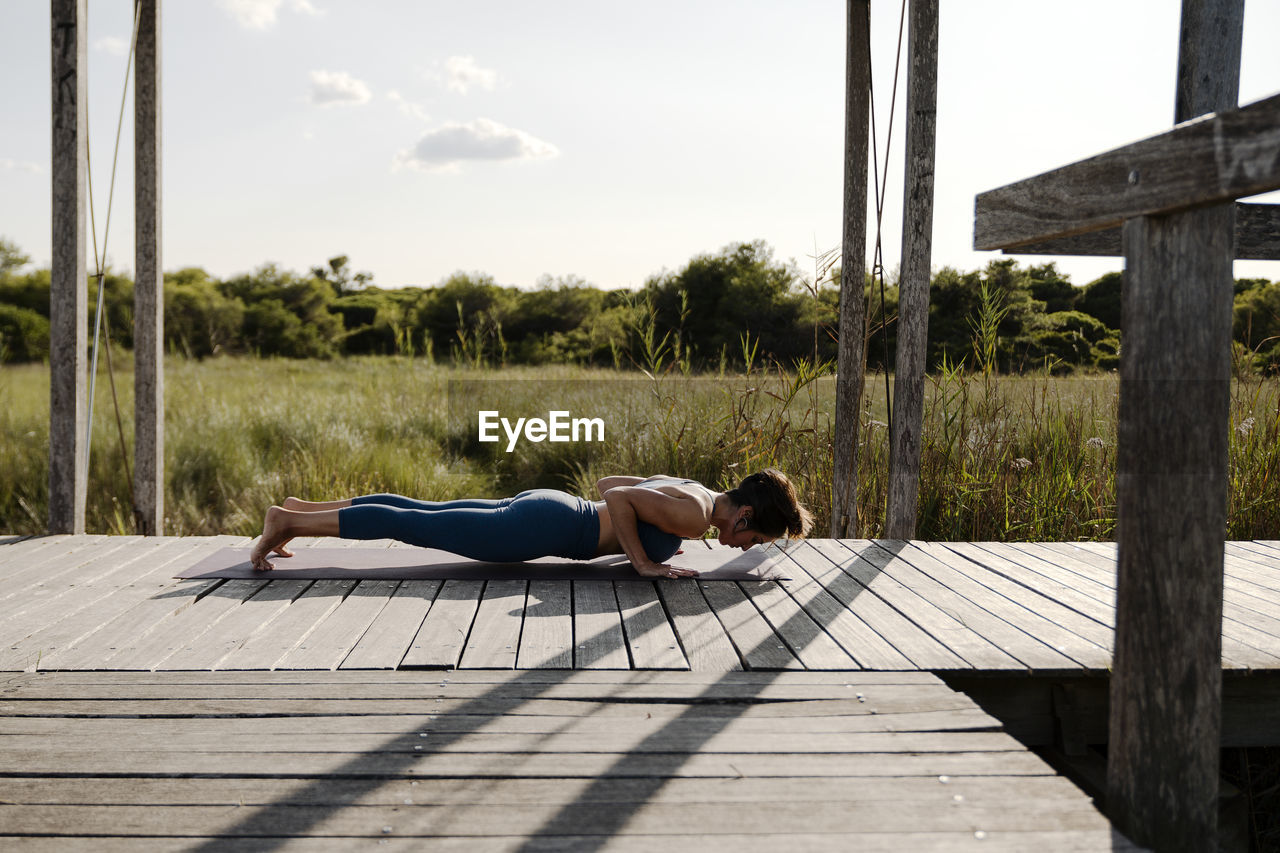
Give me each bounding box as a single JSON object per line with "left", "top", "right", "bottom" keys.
{"left": 632, "top": 479, "right": 713, "bottom": 563}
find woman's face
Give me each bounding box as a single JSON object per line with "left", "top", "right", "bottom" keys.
{"left": 718, "top": 511, "right": 775, "bottom": 551}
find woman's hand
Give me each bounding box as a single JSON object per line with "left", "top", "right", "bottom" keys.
{"left": 633, "top": 561, "right": 699, "bottom": 579}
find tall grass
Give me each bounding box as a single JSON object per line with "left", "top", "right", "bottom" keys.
{"left": 1, "top": 355, "right": 1277, "bottom": 540}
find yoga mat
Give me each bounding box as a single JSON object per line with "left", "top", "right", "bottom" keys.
{"left": 176, "top": 545, "right": 790, "bottom": 582}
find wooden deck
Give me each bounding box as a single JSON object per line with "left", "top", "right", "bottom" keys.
{"left": 2, "top": 534, "right": 1278, "bottom": 676}
{"left": 0, "top": 669, "right": 1143, "bottom": 851}
{"left": 4, "top": 533, "right": 1277, "bottom": 850}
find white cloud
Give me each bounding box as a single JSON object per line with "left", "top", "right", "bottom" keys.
{"left": 395, "top": 118, "right": 558, "bottom": 172}
{"left": 219, "top": 0, "right": 321, "bottom": 31}
{"left": 442, "top": 56, "right": 498, "bottom": 94}
{"left": 387, "top": 90, "right": 430, "bottom": 123}
{"left": 1, "top": 159, "right": 43, "bottom": 175}
{"left": 309, "top": 70, "right": 372, "bottom": 106}
{"left": 94, "top": 36, "right": 129, "bottom": 57}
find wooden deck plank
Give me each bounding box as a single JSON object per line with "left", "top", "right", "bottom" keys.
{"left": 155, "top": 581, "right": 313, "bottom": 671}
{"left": 0, "top": 535, "right": 69, "bottom": 570}
{"left": 7, "top": 668, "right": 941, "bottom": 687}
{"left": 1058, "top": 540, "right": 1280, "bottom": 614}
{"left": 822, "top": 540, "right": 1024, "bottom": 670}
{"left": 781, "top": 543, "right": 929, "bottom": 669}
{"left": 697, "top": 577, "right": 803, "bottom": 671}
{"left": 0, "top": 798, "right": 1123, "bottom": 838}
{"left": 875, "top": 541, "right": 1093, "bottom": 672}
{"left": 101, "top": 578, "right": 269, "bottom": 670}
{"left": 401, "top": 579, "right": 483, "bottom": 669}
{"left": 0, "top": 774, "right": 1095, "bottom": 806}
{"left": 1050, "top": 541, "right": 1280, "bottom": 664}
{"left": 1004, "top": 542, "right": 1116, "bottom": 598}
{"left": 0, "top": 728, "right": 1028, "bottom": 756}
{"left": 614, "top": 581, "right": 688, "bottom": 670}
{"left": 0, "top": 834, "right": 1148, "bottom": 852}
{"left": 516, "top": 580, "right": 573, "bottom": 669}
{"left": 1238, "top": 540, "right": 1280, "bottom": 561}
{"left": 0, "top": 540, "right": 202, "bottom": 672}
{"left": 738, "top": 579, "right": 860, "bottom": 670}
{"left": 0, "top": 695, "right": 993, "bottom": 717}
{"left": 656, "top": 579, "right": 743, "bottom": 671}
{"left": 1220, "top": 562, "right": 1280, "bottom": 621}
{"left": 990, "top": 542, "right": 1279, "bottom": 670}
{"left": 0, "top": 707, "right": 1003, "bottom": 737}
{"left": 276, "top": 580, "right": 401, "bottom": 670}
{"left": 0, "top": 677, "right": 984, "bottom": 705}
{"left": 0, "top": 670, "right": 989, "bottom": 706}
{"left": 35, "top": 578, "right": 223, "bottom": 671}
{"left": 217, "top": 579, "right": 360, "bottom": 670}
{"left": 0, "top": 538, "right": 223, "bottom": 672}
{"left": 1222, "top": 545, "right": 1280, "bottom": 589}
{"left": 951, "top": 543, "right": 1117, "bottom": 624}
{"left": 0, "top": 534, "right": 114, "bottom": 602}
{"left": 0, "top": 536, "right": 156, "bottom": 624}
{"left": 572, "top": 580, "right": 630, "bottom": 670}
{"left": 0, "top": 746, "right": 1054, "bottom": 778}
{"left": 341, "top": 580, "right": 440, "bottom": 670}
{"left": 458, "top": 580, "right": 527, "bottom": 670}
{"left": 928, "top": 543, "right": 1114, "bottom": 665}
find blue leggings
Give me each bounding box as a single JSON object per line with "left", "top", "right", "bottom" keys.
{"left": 337, "top": 490, "right": 601, "bottom": 562}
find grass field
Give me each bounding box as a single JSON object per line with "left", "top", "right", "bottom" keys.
{"left": 2, "top": 355, "right": 1277, "bottom": 540}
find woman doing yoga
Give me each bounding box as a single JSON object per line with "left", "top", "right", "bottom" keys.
{"left": 249, "top": 469, "right": 813, "bottom": 579}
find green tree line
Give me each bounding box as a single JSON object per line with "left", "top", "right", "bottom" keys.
{"left": 2, "top": 236, "right": 1278, "bottom": 373}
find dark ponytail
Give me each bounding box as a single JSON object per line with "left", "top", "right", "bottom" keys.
{"left": 725, "top": 468, "right": 814, "bottom": 539}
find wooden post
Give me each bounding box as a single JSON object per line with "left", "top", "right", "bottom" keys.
{"left": 134, "top": 0, "right": 163, "bottom": 535}
{"left": 1106, "top": 1, "right": 1242, "bottom": 848}
{"left": 831, "top": 0, "right": 871, "bottom": 538}
{"left": 1174, "top": 0, "right": 1243, "bottom": 129}
{"left": 48, "top": 0, "right": 88, "bottom": 535}
{"left": 884, "top": 0, "right": 938, "bottom": 540}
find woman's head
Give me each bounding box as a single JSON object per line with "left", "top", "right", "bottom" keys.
{"left": 722, "top": 468, "right": 813, "bottom": 546}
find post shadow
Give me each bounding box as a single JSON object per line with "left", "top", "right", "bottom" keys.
{"left": 180, "top": 537, "right": 923, "bottom": 850}
{"left": 516, "top": 539, "right": 905, "bottom": 850}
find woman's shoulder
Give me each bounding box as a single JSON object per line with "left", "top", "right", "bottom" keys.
{"left": 637, "top": 476, "right": 701, "bottom": 488}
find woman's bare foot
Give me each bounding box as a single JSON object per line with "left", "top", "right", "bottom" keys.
{"left": 250, "top": 506, "right": 291, "bottom": 572}
{"left": 249, "top": 506, "right": 343, "bottom": 571}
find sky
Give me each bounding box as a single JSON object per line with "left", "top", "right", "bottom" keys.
{"left": 1, "top": 0, "right": 1278, "bottom": 292}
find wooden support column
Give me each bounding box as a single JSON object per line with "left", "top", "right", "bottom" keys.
{"left": 1106, "top": 1, "right": 1242, "bottom": 849}
{"left": 134, "top": 0, "right": 163, "bottom": 535}
{"left": 48, "top": 0, "right": 88, "bottom": 534}
{"left": 831, "top": 0, "right": 871, "bottom": 538}
{"left": 884, "top": 0, "right": 938, "bottom": 539}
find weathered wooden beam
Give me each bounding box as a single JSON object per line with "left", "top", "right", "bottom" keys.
{"left": 1001, "top": 201, "right": 1280, "bottom": 260}
{"left": 134, "top": 0, "right": 163, "bottom": 536}
{"left": 1174, "top": 0, "right": 1243, "bottom": 125}
{"left": 1106, "top": 2, "right": 1241, "bottom": 850}
{"left": 831, "top": 0, "right": 871, "bottom": 539}
{"left": 884, "top": 0, "right": 938, "bottom": 540}
{"left": 973, "top": 91, "right": 1280, "bottom": 252}
{"left": 48, "top": 0, "right": 88, "bottom": 535}
{"left": 1109, "top": 206, "right": 1233, "bottom": 853}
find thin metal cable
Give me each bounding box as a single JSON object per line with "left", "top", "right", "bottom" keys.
{"left": 867, "top": 0, "right": 909, "bottom": 443}
{"left": 85, "top": 1, "right": 143, "bottom": 520}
